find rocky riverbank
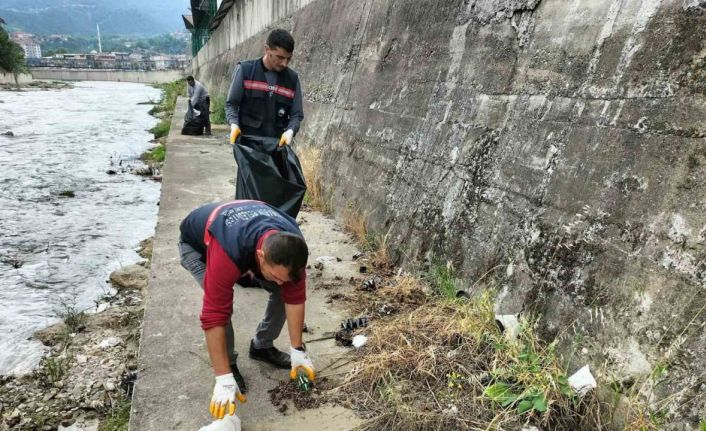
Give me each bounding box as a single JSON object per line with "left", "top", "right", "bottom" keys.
{"left": 0, "top": 80, "right": 74, "bottom": 91}
{"left": 0, "top": 238, "right": 152, "bottom": 431}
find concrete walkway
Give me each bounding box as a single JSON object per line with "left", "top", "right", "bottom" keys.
{"left": 130, "top": 98, "right": 362, "bottom": 430}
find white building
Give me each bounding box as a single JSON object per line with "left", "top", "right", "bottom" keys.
{"left": 11, "top": 32, "right": 42, "bottom": 59}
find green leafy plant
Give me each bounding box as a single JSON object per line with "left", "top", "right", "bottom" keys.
{"left": 210, "top": 94, "right": 227, "bottom": 125}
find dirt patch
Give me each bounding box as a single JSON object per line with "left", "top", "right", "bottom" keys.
{"left": 268, "top": 378, "right": 334, "bottom": 412}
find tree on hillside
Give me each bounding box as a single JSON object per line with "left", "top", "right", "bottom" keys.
{"left": 0, "top": 25, "right": 27, "bottom": 86}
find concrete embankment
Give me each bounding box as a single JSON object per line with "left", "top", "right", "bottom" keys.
{"left": 0, "top": 72, "right": 32, "bottom": 85}
{"left": 130, "top": 97, "right": 361, "bottom": 430}
{"left": 30, "top": 68, "right": 185, "bottom": 84}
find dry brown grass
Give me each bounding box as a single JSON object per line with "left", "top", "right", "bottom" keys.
{"left": 343, "top": 205, "right": 392, "bottom": 269}
{"left": 298, "top": 146, "right": 329, "bottom": 212}
{"left": 343, "top": 205, "right": 368, "bottom": 245}
{"left": 336, "top": 291, "right": 606, "bottom": 431}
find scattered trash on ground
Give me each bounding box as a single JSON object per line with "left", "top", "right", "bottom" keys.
{"left": 352, "top": 335, "right": 368, "bottom": 349}
{"left": 359, "top": 276, "right": 381, "bottom": 292}
{"left": 568, "top": 365, "right": 597, "bottom": 396}
{"left": 341, "top": 316, "right": 369, "bottom": 331}
{"left": 495, "top": 313, "right": 521, "bottom": 340}
{"left": 315, "top": 256, "right": 337, "bottom": 265}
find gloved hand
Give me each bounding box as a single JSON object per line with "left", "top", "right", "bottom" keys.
{"left": 229, "top": 124, "right": 241, "bottom": 145}
{"left": 194, "top": 109, "right": 201, "bottom": 116}
{"left": 289, "top": 346, "right": 315, "bottom": 381}
{"left": 210, "top": 373, "right": 246, "bottom": 419}
{"left": 279, "top": 129, "right": 294, "bottom": 147}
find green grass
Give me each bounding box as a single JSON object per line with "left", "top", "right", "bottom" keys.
{"left": 43, "top": 355, "right": 70, "bottom": 384}
{"left": 428, "top": 262, "right": 462, "bottom": 300}
{"left": 149, "top": 120, "right": 170, "bottom": 139}
{"left": 210, "top": 94, "right": 227, "bottom": 125}
{"left": 141, "top": 143, "right": 166, "bottom": 163}
{"left": 147, "top": 78, "right": 187, "bottom": 139}
{"left": 99, "top": 398, "right": 131, "bottom": 431}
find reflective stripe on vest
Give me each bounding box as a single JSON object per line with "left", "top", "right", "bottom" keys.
{"left": 203, "top": 200, "right": 255, "bottom": 246}
{"left": 243, "top": 80, "right": 295, "bottom": 99}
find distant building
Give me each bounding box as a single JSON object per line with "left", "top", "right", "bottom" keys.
{"left": 33, "top": 51, "right": 188, "bottom": 71}
{"left": 11, "top": 32, "right": 42, "bottom": 59}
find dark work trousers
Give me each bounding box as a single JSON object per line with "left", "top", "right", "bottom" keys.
{"left": 177, "top": 240, "right": 287, "bottom": 365}
{"left": 195, "top": 96, "right": 211, "bottom": 133}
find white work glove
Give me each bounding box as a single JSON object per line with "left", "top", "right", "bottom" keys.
{"left": 198, "top": 414, "right": 242, "bottom": 431}
{"left": 210, "top": 373, "right": 246, "bottom": 419}
{"left": 229, "top": 124, "right": 240, "bottom": 145}
{"left": 279, "top": 129, "right": 294, "bottom": 147}
{"left": 289, "top": 346, "right": 315, "bottom": 381}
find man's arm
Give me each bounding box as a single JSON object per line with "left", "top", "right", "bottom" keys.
{"left": 201, "top": 238, "right": 241, "bottom": 374}
{"left": 285, "top": 303, "right": 305, "bottom": 348}
{"left": 205, "top": 326, "right": 231, "bottom": 375}
{"left": 287, "top": 78, "right": 304, "bottom": 135}
{"left": 225, "top": 64, "right": 244, "bottom": 126}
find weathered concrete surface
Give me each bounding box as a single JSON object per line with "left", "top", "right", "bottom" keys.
{"left": 194, "top": 0, "right": 706, "bottom": 427}
{"left": 130, "top": 97, "right": 361, "bottom": 430}
{"left": 0, "top": 72, "right": 32, "bottom": 85}
{"left": 30, "top": 68, "right": 186, "bottom": 84}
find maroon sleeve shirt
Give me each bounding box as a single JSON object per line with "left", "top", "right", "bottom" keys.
{"left": 199, "top": 236, "right": 307, "bottom": 330}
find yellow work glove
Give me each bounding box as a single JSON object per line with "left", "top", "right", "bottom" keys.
{"left": 279, "top": 129, "right": 294, "bottom": 147}
{"left": 209, "top": 373, "right": 246, "bottom": 419}
{"left": 289, "top": 346, "right": 316, "bottom": 381}
{"left": 229, "top": 124, "right": 240, "bottom": 145}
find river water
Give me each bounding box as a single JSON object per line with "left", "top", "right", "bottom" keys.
{"left": 0, "top": 81, "right": 162, "bottom": 375}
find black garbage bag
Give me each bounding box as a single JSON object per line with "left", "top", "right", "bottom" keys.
{"left": 181, "top": 101, "right": 204, "bottom": 135}
{"left": 234, "top": 135, "right": 307, "bottom": 218}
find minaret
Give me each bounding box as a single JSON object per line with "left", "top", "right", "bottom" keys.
{"left": 97, "top": 24, "right": 102, "bottom": 53}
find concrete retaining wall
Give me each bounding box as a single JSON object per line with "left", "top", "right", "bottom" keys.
{"left": 193, "top": 1, "right": 706, "bottom": 427}
{"left": 0, "top": 72, "right": 32, "bottom": 85}
{"left": 29, "top": 68, "right": 186, "bottom": 84}
{"left": 192, "top": 0, "right": 318, "bottom": 75}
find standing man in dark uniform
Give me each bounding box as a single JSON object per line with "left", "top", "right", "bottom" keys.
{"left": 225, "top": 29, "right": 304, "bottom": 147}
{"left": 179, "top": 200, "right": 315, "bottom": 419}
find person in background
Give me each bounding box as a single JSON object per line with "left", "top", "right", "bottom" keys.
{"left": 187, "top": 76, "right": 211, "bottom": 135}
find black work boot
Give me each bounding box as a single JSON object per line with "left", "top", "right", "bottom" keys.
{"left": 230, "top": 360, "right": 247, "bottom": 393}
{"left": 249, "top": 340, "right": 290, "bottom": 369}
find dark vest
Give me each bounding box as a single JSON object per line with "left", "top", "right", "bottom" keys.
{"left": 179, "top": 200, "right": 303, "bottom": 272}
{"left": 239, "top": 59, "right": 298, "bottom": 138}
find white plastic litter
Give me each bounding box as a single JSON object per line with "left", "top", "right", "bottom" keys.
{"left": 97, "top": 336, "right": 121, "bottom": 349}
{"left": 198, "top": 414, "right": 242, "bottom": 431}
{"left": 351, "top": 334, "right": 368, "bottom": 349}
{"left": 494, "top": 314, "right": 520, "bottom": 340}
{"left": 568, "top": 365, "right": 597, "bottom": 396}
{"left": 315, "top": 256, "right": 337, "bottom": 264}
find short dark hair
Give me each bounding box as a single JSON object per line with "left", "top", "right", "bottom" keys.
{"left": 186, "top": 76, "right": 194, "bottom": 82}
{"left": 263, "top": 232, "right": 308, "bottom": 281}
{"left": 266, "top": 29, "right": 295, "bottom": 53}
